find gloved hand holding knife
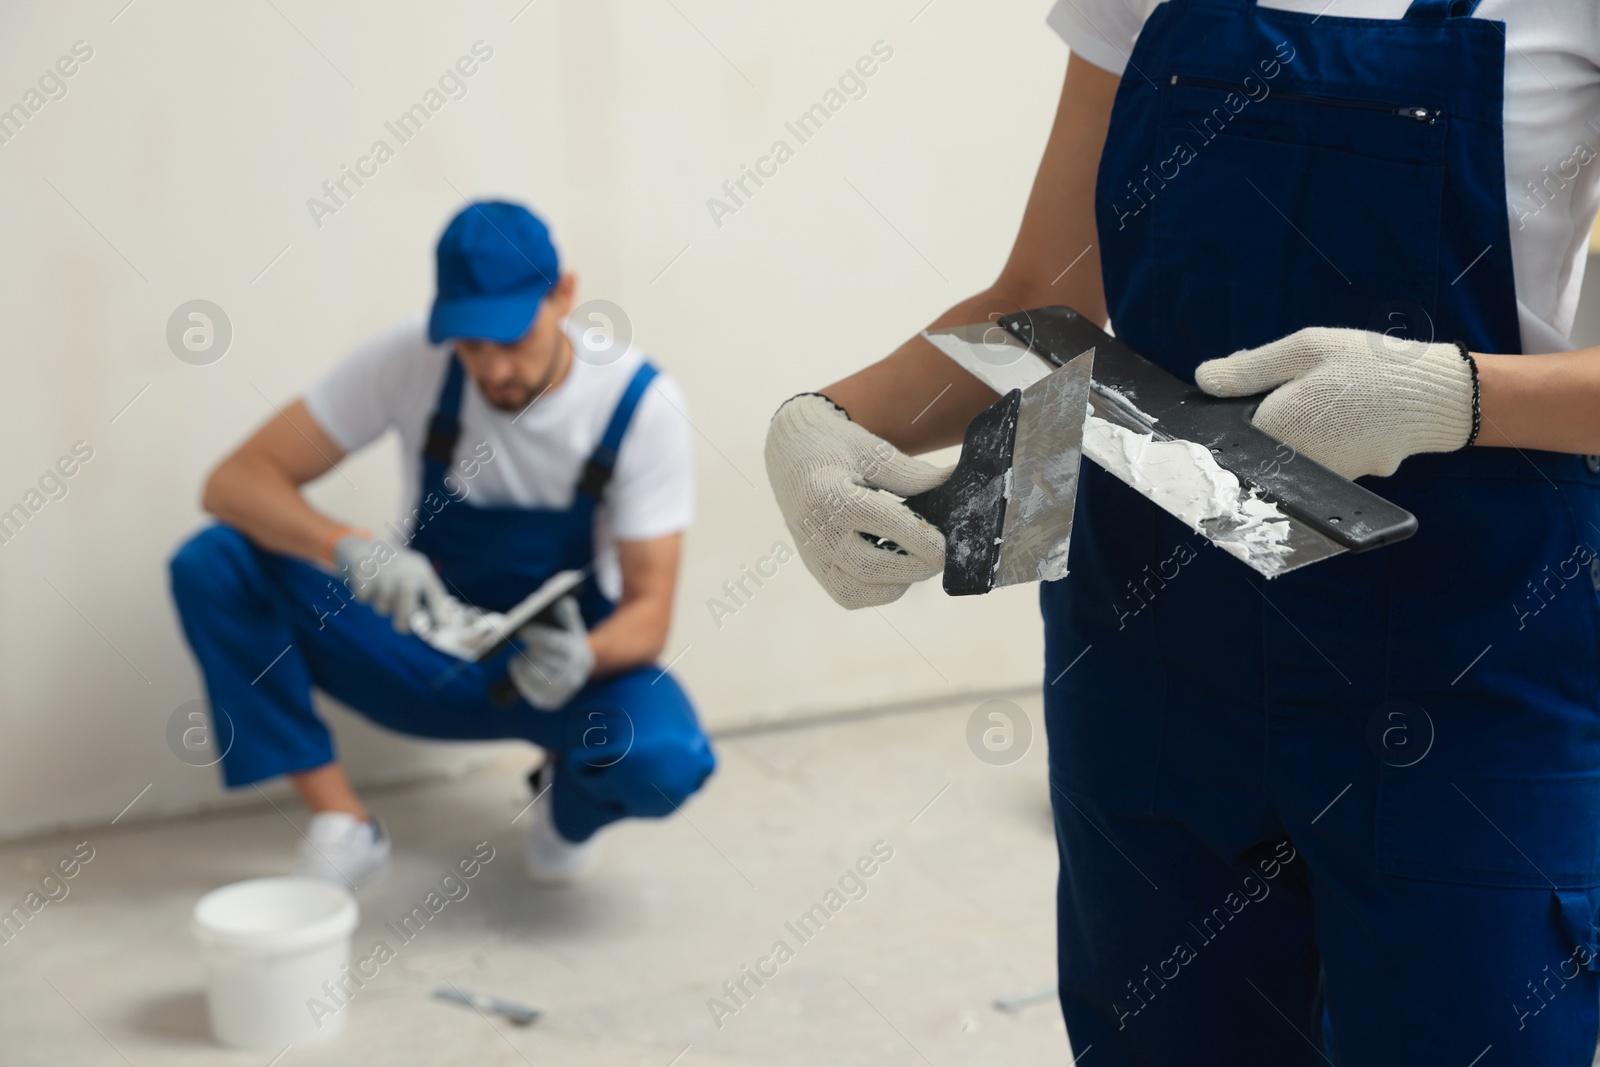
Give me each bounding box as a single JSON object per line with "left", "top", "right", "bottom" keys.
{"left": 769, "top": 342, "right": 1097, "bottom": 600}
{"left": 1194, "top": 326, "right": 1479, "bottom": 480}
{"left": 764, "top": 394, "right": 952, "bottom": 609}
{"left": 507, "top": 596, "right": 595, "bottom": 710}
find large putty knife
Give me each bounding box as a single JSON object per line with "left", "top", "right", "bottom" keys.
{"left": 413, "top": 569, "right": 586, "bottom": 661}
{"left": 923, "top": 306, "right": 1417, "bottom": 579}
{"left": 895, "top": 349, "right": 1093, "bottom": 596}
{"left": 414, "top": 569, "right": 588, "bottom": 705}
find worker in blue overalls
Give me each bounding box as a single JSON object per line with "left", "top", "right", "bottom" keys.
{"left": 765, "top": 1, "right": 1600, "bottom": 1062}
{"left": 170, "top": 200, "right": 714, "bottom": 889}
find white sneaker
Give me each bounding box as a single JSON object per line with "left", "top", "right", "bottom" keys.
{"left": 293, "top": 812, "right": 390, "bottom": 889}
{"left": 523, "top": 764, "right": 597, "bottom": 885}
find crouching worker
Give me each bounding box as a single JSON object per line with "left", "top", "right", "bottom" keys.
{"left": 169, "top": 201, "right": 714, "bottom": 888}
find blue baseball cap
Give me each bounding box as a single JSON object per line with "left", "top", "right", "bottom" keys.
{"left": 428, "top": 201, "right": 560, "bottom": 344}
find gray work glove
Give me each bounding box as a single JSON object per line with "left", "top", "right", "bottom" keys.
{"left": 332, "top": 535, "right": 461, "bottom": 635}
{"left": 507, "top": 596, "right": 595, "bottom": 710}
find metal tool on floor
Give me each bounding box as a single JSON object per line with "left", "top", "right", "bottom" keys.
{"left": 897, "top": 348, "right": 1095, "bottom": 596}
{"left": 924, "top": 306, "right": 1418, "bottom": 578}
{"left": 432, "top": 985, "right": 541, "bottom": 1025}
{"left": 994, "top": 983, "right": 1059, "bottom": 1013}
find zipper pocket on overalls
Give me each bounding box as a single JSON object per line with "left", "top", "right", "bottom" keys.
{"left": 1168, "top": 75, "right": 1446, "bottom": 125}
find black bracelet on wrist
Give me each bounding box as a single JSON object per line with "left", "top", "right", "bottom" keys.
{"left": 1455, "top": 341, "right": 1481, "bottom": 447}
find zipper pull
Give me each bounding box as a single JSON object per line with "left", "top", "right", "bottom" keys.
{"left": 1399, "top": 107, "right": 1440, "bottom": 123}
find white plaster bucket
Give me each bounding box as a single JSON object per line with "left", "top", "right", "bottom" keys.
{"left": 192, "top": 877, "right": 359, "bottom": 1048}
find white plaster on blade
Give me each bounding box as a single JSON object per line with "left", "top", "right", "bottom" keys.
{"left": 1081, "top": 415, "right": 1294, "bottom": 571}
{"left": 1094, "top": 384, "right": 1154, "bottom": 425}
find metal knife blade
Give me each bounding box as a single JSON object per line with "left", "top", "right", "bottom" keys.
{"left": 903, "top": 350, "right": 1094, "bottom": 595}
{"left": 924, "top": 322, "right": 1345, "bottom": 578}
{"left": 991, "top": 345, "right": 1094, "bottom": 587}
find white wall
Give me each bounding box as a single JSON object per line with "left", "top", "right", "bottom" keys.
{"left": 0, "top": 1, "right": 1067, "bottom": 838}
{"left": 1572, "top": 253, "right": 1600, "bottom": 349}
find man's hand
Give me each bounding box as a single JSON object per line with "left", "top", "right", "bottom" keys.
{"left": 332, "top": 535, "right": 462, "bottom": 634}
{"left": 508, "top": 596, "right": 595, "bottom": 710}
{"left": 1195, "top": 327, "right": 1478, "bottom": 480}
{"left": 764, "top": 394, "right": 951, "bottom": 610}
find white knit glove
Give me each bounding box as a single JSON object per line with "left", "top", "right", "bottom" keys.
{"left": 508, "top": 596, "right": 595, "bottom": 710}
{"left": 1194, "top": 327, "right": 1478, "bottom": 479}
{"left": 764, "top": 394, "right": 952, "bottom": 610}
{"left": 333, "top": 535, "right": 464, "bottom": 634}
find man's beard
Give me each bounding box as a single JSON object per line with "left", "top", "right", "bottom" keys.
{"left": 475, "top": 333, "right": 570, "bottom": 414}
{"left": 484, "top": 385, "right": 535, "bottom": 412}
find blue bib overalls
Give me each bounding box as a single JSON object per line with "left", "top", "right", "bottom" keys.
{"left": 1046, "top": 0, "right": 1600, "bottom": 1062}
{"left": 170, "top": 357, "right": 715, "bottom": 843}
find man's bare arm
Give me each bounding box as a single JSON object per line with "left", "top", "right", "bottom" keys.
{"left": 821, "top": 54, "right": 1121, "bottom": 455}
{"left": 586, "top": 532, "right": 681, "bottom": 676}
{"left": 201, "top": 399, "right": 353, "bottom": 564}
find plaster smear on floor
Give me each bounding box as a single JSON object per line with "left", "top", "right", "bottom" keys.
{"left": 1082, "top": 415, "right": 1295, "bottom": 572}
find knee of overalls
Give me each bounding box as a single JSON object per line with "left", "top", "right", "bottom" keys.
{"left": 568, "top": 722, "right": 717, "bottom": 818}
{"left": 169, "top": 524, "right": 257, "bottom": 609}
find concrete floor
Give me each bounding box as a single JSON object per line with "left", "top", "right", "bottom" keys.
{"left": 0, "top": 694, "right": 1069, "bottom": 1066}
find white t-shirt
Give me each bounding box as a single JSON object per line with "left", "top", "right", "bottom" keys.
{"left": 304, "top": 313, "right": 693, "bottom": 601}
{"left": 1047, "top": 0, "right": 1600, "bottom": 353}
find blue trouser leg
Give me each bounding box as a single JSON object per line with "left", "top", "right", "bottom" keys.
{"left": 1274, "top": 696, "right": 1600, "bottom": 1066}
{"left": 1050, "top": 748, "right": 1600, "bottom": 1066}
{"left": 1050, "top": 776, "right": 1324, "bottom": 1064}
{"left": 1042, "top": 531, "right": 1600, "bottom": 1067}
{"left": 168, "top": 524, "right": 715, "bottom": 837}
{"left": 169, "top": 525, "right": 338, "bottom": 784}
{"left": 1308, "top": 852, "right": 1600, "bottom": 1064}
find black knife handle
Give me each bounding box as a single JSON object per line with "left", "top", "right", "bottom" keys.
{"left": 904, "top": 388, "right": 1022, "bottom": 596}
{"left": 998, "top": 307, "right": 1417, "bottom": 552}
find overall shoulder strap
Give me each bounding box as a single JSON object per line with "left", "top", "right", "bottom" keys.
{"left": 576, "top": 361, "right": 660, "bottom": 500}
{"left": 423, "top": 354, "right": 466, "bottom": 471}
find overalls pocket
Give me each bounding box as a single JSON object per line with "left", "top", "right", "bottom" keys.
{"left": 1146, "top": 79, "right": 1447, "bottom": 364}
{"left": 1554, "top": 888, "right": 1600, "bottom": 975}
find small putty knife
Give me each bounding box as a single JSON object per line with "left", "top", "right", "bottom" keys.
{"left": 432, "top": 985, "right": 540, "bottom": 1025}
{"left": 923, "top": 306, "right": 1417, "bottom": 579}
{"left": 899, "top": 349, "right": 1094, "bottom": 596}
